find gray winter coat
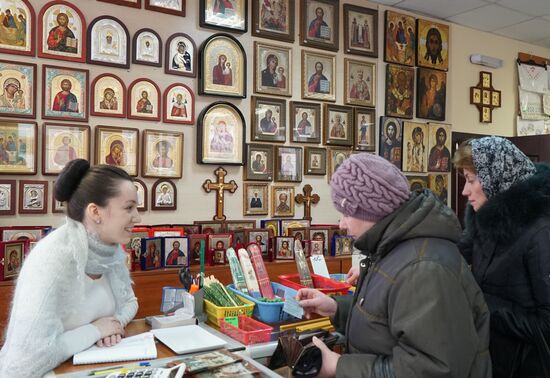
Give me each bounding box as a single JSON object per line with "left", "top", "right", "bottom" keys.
{"left": 333, "top": 190, "right": 491, "bottom": 378}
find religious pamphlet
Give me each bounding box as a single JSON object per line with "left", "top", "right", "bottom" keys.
{"left": 247, "top": 243, "right": 274, "bottom": 299}
{"left": 294, "top": 240, "right": 313, "bottom": 288}
{"left": 238, "top": 248, "right": 261, "bottom": 298}
{"left": 226, "top": 248, "right": 249, "bottom": 294}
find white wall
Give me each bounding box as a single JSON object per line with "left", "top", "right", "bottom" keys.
{"left": 3, "top": 0, "right": 550, "bottom": 228}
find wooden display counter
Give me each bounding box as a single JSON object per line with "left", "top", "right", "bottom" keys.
{"left": 0, "top": 256, "right": 352, "bottom": 332}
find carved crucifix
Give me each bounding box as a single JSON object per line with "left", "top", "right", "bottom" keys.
{"left": 202, "top": 166, "right": 238, "bottom": 221}
{"left": 295, "top": 184, "right": 320, "bottom": 221}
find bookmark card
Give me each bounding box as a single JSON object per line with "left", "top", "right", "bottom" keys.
{"left": 282, "top": 291, "right": 304, "bottom": 319}
{"left": 310, "top": 254, "right": 330, "bottom": 278}
{"left": 247, "top": 243, "right": 274, "bottom": 299}
{"left": 226, "top": 248, "right": 249, "bottom": 294}
{"left": 238, "top": 248, "right": 261, "bottom": 298}
{"left": 294, "top": 240, "right": 314, "bottom": 288}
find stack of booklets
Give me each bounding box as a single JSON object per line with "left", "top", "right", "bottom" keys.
{"left": 73, "top": 332, "right": 157, "bottom": 365}
{"left": 165, "top": 349, "right": 260, "bottom": 377}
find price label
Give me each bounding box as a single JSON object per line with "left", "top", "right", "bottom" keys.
{"left": 224, "top": 316, "right": 239, "bottom": 327}
{"left": 310, "top": 255, "right": 330, "bottom": 278}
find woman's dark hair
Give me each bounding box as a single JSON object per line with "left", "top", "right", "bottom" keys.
{"left": 55, "top": 159, "right": 132, "bottom": 221}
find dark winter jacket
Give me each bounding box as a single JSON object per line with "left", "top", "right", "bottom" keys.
{"left": 333, "top": 190, "right": 491, "bottom": 378}
{"left": 460, "top": 164, "right": 550, "bottom": 378}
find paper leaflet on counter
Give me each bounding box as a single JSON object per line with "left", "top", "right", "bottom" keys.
{"left": 294, "top": 240, "right": 314, "bottom": 287}
{"left": 226, "top": 247, "right": 249, "bottom": 294}
{"left": 247, "top": 243, "right": 274, "bottom": 298}
{"left": 238, "top": 248, "right": 261, "bottom": 298}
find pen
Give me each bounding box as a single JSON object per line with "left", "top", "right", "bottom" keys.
{"left": 88, "top": 362, "right": 150, "bottom": 376}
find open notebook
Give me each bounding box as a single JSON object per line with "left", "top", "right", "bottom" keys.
{"left": 73, "top": 332, "right": 157, "bottom": 365}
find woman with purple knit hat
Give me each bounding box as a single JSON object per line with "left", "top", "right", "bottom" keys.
{"left": 296, "top": 152, "right": 491, "bottom": 378}
{"left": 454, "top": 136, "right": 550, "bottom": 378}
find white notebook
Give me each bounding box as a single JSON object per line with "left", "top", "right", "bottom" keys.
{"left": 73, "top": 332, "right": 157, "bottom": 365}
{"left": 152, "top": 325, "right": 227, "bottom": 355}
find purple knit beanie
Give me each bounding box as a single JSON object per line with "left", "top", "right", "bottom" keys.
{"left": 331, "top": 153, "right": 410, "bottom": 222}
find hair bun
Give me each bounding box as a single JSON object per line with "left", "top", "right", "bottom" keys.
{"left": 55, "top": 159, "right": 90, "bottom": 202}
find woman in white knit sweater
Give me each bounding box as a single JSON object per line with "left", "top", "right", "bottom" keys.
{"left": 0, "top": 159, "right": 141, "bottom": 377}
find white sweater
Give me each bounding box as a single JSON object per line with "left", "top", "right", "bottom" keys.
{"left": 0, "top": 219, "right": 138, "bottom": 378}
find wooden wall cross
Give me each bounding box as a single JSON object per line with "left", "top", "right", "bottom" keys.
{"left": 202, "top": 166, "right": 238, "bottom": 221}
{"left": 469, "top": 71, "right": 501, "bottom": 123}
{"left": 295, "top": 184, "right": 320, "bottom": 221}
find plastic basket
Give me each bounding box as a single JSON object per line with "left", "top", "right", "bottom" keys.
{"left": 203, "top": 297, "right": 255, "bottom": 328}
{"left": 278, "top": 274, "right": 351, "bottom": 296}
{"left": 227, "top": 282, "right": 298, "bottom": 324}
{"left": 219, "top": 315, "right": 273, "bottom": 345}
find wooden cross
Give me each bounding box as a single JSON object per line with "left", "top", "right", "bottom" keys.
{"left": 202, "top": 166, "right": 238, "bottom": 221}
{"left": 470, "top": 71, "right": 501, "bottom": 123}
{"left": 295, "top": 184, "right": 320, "bottom": 221}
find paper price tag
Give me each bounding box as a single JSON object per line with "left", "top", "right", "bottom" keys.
{"left": 282, "top": 295, "right": 304, "bottom": 319}
{"left": 310, "top": 255, "right": 330, "bottom": 278}
{"left": 224, "top": 317, "right": 239, "bottom": 327}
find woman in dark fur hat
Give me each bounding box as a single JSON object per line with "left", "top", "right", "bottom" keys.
{"left": 454, "top": 136, "right": 550, "bottom": 378}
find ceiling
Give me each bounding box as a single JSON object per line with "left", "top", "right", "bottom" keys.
{"left": 371, "top": 0, "right": 550, "bottom": 50}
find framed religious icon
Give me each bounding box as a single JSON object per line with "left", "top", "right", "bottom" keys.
{"left": 252, "top": 0, "right": 294, "bottom": 42}
{"left": 343, "top": 4, "right": 377, "bottom": 58}
{"left": 163, "top": 83, "right": 194, "bottom": 125}
{"left": 163, "top": 236, "right": 189, "bottom": 267}
{"left": 165, "top": 33, "right": 196, "bottom": 77}
{"left": 145, "top": 0, "right": 185, "bottom": 16}
{"left": 492, "top": 90, "right": 501, "bottom": 107}
{"left": 254, "top": 42, "right": 292, "bottom": 97}
{"left": 95, "top": 125, "right": 139, "bottom": 176}
{"left": 290, "top": 101, "right": 321, "bottom": 144}
{"left": 132, "top": 28, "right": 162, "bottom": 67}
{"left": 225, "top": 220, "right": 255, "bottom": 231}
{"left": 0, "top": 0, "right": 35, "bottom": 56}
{"left": 271, "top": 185, "right": 294, "bottom": 217}
{"left": 199, "top": 34, "right": 246, "bottom": 98}
{"left": 275, "top": 146, "right": 302, "bottom": 183}
{"left": 427, "top": 122, "right": 451, "bottom": 172}
{"left": 87, "top": 16, "right": 130, "bottom": 69}
{"left": 470, "top": 87, "right": 481, "bottom": 105}
{"left": 481, "top": 106, "right": 491, "bottom": 123}
{"left": 98, "top": 0, "right": 141, "bottom": 8}
{"left": 354, "top": 107, "right": 375, "bottom": 152}
{"left": 327, "top": 148, "right": 351, "bottom": 181}
{"left": 428, "top": 173, "right": 449, "bottom": 205}
{"left": 300, "top": 0, "right": 339, "bottom": 51}
{"left": 274, "top": 236, "right": 294, "bottom": 260}
{"left": 194, "top": 220, "right": 225, "bottom": 234}
{"left": 304, "top": 146, "right": 326, "bottom": 175}
{"left": 416, "top": 18, "right": 449, "bottom": 71}
{"left": 323, "top": 104, "right": 353, "bottom": 147}
{"left": 142, "top": 129, "right": 184, "bottom": 178}
{"left": 482, "top": 90, "right": 490, "bottom": 105}
{"left": 0, "top": 59, "right": 37, "bottom": 119}
{"left": 301, "top": 50, "right": 336, "bottom": 102}
{"left": 133, "top": 178, "right": 147, "bottom": 211}
{"left": 188, "top": 234, "right": 207, "bottom": 265}
{"left": 379, "top": 116, "right": 402, "bottom": 169}
{"left": 481, "top": 72, "right": 491, "bottom": 89}
{"left": 200, "top": 0, "right": 247, "bottom": 33}
{"left": 385, "top": 64, "right": 414, "bottom": 119}
{"left": 384, "top": 10, "right": 415, "bottom": 66}
{"left": 281, "top": 219, "right": 311, "bottom": 236}
{"left": 0, "top": 240, "right": 27, "bottom": 280}
{"left": 127, "top": 78, "right": 161, "bottom": 121}
{"left": 245, "top": 228, "right": 272, "bottom": 256}
{"left": 19, "top": 180, "right": 47, "bottom": 214}
{"left": 344, "top": 59, "right": 375, "bottom": 107}
{"left": 42, "top": 123, "right": 90, "bottom": 175}
{"left": 416, "top": 68, "right": 446, "bottom": 121}
{"left": 152, "top": 178, "right": 177, "bottom": 210}
{"left": 251, "top": 96, "right": 286, "bottom": 143}
{"left": 243, "top": 183, "right": 268, "bottom": 216}
{"left": 402, "top": 121, "right": 428, "bottom": 173}
{"left": 197, "top": 101, "right": 245, "bottom": 165}
{"left": 51, "top": 185, "right": 66, "bottom": 213}
{"left": 0, "top": 120, "right": 37, "bottom": 175}
{"left": 42, "top": 65, "right": 88, "bottom": 122}
{"left": 406, "top": 174, "right": 428, "bottom": 192}
{"left": 0, "top": 179, "right": 16, "bottom": 215}
{"left": 90, "top": 73, "right": 126, "bottom": 118}
{"left": 38, "top": 1, "right": 86, "bottom": 63}
{"left": 0, "top": 225, "right": 49, "bottom": 241}
{"left": 244, "top": 143, "right": 273, "bottom": 181}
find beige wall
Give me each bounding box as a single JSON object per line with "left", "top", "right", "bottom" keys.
{"left": 3, "top": 0, "right": 550, "bottom": 228}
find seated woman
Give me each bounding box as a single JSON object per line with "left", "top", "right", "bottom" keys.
{"left": 297, "top": 153, "right": 491, "bottom": 377}
{"left": 0, "top": 159, "right": 141, "bottom": 377}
